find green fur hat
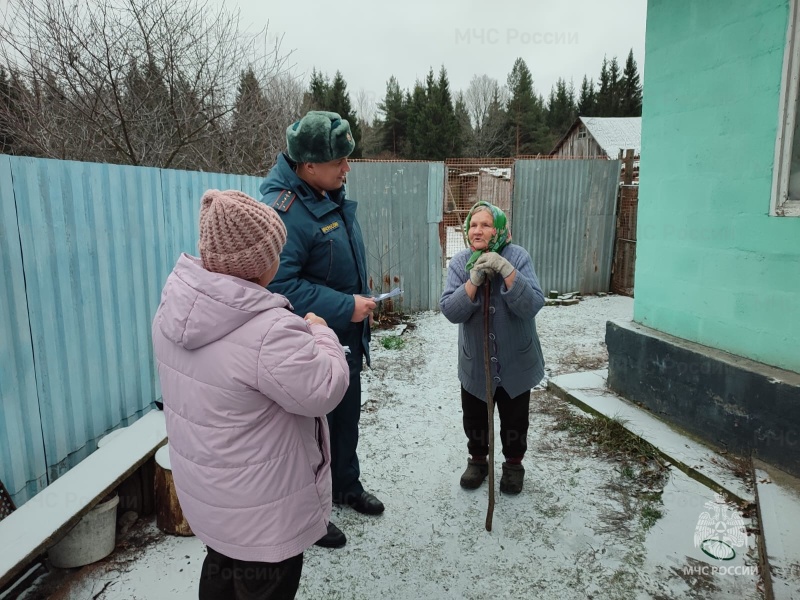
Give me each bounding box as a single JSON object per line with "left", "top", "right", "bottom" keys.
{"left": 286, "top": 111, "right": 356, "bottom": 164}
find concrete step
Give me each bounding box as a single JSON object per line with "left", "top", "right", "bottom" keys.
{"left": 550, "top": 369, "right": 800, "bottom": 600}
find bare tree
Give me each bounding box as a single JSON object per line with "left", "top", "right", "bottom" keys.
{"left": 354, "top": 87, "right": 377, "bottom": 127}
{"left": 463, "top": 75, "right": 510, "bottom": 157}
{"left": 0, "top": 0, "right": 295, "bottom": 171}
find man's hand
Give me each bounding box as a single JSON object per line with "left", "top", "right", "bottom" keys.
{"left": 474, "top": 252, "right": 515, "bottom": 278}
{"left": 304, "top": 312, "right": 328, "bottom": 327}
{"left": 352, "top": 295, "right": 377, "bottom": 322}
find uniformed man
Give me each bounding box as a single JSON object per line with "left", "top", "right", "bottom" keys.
{"left": 259, "top": 111, "right": 383, "bottom": 550}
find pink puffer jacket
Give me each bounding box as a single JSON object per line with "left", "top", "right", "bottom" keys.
{"left": 152, "top": 254, "right": 349, "bottom": 562}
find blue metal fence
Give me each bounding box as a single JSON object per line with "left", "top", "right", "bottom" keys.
{"left": 512, "top": 159, "right": 621, "bottom": 294}
{"left": 0, "top": 156, "right": 445, "bottom": 507}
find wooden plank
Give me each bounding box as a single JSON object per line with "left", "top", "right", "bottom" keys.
{"left": 0, "top": 410, "right": 166, "bottom": 589}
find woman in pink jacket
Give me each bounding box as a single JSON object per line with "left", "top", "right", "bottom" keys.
{"left": 152, "top": 189, "right": 350, "bottom": 599}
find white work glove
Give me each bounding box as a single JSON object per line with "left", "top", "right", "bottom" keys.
{"left": 474, "top": 252, "right": 515, "bottom": 278}
{"left": 469, "top": 267, "right": 486, "bottom": 287}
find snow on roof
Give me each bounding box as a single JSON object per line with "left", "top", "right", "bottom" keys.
{"left": 580, "top": 117, "right": 641, "bottom": 158}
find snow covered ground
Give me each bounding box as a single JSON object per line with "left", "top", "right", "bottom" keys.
{"left": 17, "top": 295, "right": 763, "bottom": 599}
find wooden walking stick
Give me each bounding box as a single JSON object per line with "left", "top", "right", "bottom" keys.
{"left": 483, "top": 282, "right": 495, "bottom": 532}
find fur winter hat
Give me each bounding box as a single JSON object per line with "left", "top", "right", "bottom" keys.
{"left": 286, "top": 110, "right": 355, "bottom": 163}
{"left": 198, "top": 189, "right": 287, "bottom": 280}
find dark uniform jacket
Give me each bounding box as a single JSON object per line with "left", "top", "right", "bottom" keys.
{"left": 259, "top": 153, "right": 370, "bottom": 363}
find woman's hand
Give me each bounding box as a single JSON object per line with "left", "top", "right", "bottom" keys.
{"left": 305, "top": 312, "right": 328, "bottom": 327}
{"left": 474, "top": 252, "right": 515, "bottom": 278}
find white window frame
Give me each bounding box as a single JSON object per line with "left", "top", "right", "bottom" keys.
{"left": 771, "top": 0, "right": 800, "bottom": 216}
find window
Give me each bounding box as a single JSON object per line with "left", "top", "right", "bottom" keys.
{"left": 577, "top": 127, "right": 588, "bottom": 140}
{"left": 772, "top": 0, "right": 800, "bottom": 216}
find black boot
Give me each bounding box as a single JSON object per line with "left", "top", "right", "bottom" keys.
{"left": 500, "top": 462, "right": 525, "bottom": 494}
{"left": 459, "top": 458, "right": 489, "bottom": 489}
{"left": 314, "top": 522, "right": 346, "bottom": 549}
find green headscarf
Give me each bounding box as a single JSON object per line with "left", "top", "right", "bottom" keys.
{"left": 463, "top": 201, "right": 511, "bottom": 272}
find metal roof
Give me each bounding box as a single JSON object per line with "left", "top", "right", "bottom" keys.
{"left": 579, "top": 117, "right": 641, "bottom": 158}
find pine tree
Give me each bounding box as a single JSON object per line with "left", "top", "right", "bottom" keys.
{"left": 403, "top": 82, "right": 427, "bottom": 158}
{"left": 307, "top": 68, "right": 329, "bottom": 110}
{"left": 577, "top": 75, "right": 596, "bottom": 116}
{"left": 403, "top": 67, "right": 461, "bottom": 160}
{"left": 620, "top": 49, "right": 643, "bottom": 116}
{"left": 546, "top": 77, "right": 577, "bottom": 141}
{"left": 435, "top": 66, "right": 461, "bottom": 158}
{"left": 454, "top": 92, "right": 471, "bottom": 158}
{"left": 505, "top": 58, "right": 548, "bottom": 155}
{"left": 377, "top": 76, "right": 407, "bottom": 157}
{"left": 596, "top": 57, "right": 611, "bottom": 116}
{"left": 608, "top": 57, "right": 622, "bottom": 116}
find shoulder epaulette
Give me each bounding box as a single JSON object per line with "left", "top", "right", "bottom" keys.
{"left": 272, "top": 190, "right": 296, "bottom": 212}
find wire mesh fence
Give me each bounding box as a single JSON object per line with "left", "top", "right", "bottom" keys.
{"left": 611, "top": 184, "right": 639, "bottom": 296}
{"left": 441, "top": 158, "right": 515, "bottom": 259}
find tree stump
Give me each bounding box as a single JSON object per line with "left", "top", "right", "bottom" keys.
{"left": 154, "top": 445, "right": 193, "bottom": 536}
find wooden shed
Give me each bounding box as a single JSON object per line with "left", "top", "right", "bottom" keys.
{"left": 550, "top": 116, "right": 641, "bottom": 159}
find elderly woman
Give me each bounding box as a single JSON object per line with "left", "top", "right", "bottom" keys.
{"left": 440, "top": 201, "right": 545, "bottom": 494}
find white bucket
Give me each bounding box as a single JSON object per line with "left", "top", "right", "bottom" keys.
{"left": 48, "top": 494, "right": 120, "bottom": 568}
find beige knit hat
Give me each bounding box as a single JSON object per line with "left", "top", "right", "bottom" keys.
{"left": 198, "top": 189, "right": 287, "bottom": 280}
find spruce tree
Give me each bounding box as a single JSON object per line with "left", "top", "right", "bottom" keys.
{"left": 403, "top": 82, "right": 427, "bottom": 158}
{"left": 596, "top": 57, "right": 611, "bottom": 116}
{"left": 454, "top": 92, "right": 472, "bottom": 157}
{"left": 377, "top": 76, "right": 407, "bottom": 157}
{"left": 547, "top": 77, "right": 577, "bottom": 141}
{"left": 506, "top": 58, "right": 547, "bottom": 155}
{"left": 307, "top": 69, "right": 329, "bottom": 110}
{"left": 620, "top": 49, "right": 643, "bottom": 116}
{"left": 577, "top": 75, "right": 596, "bottom": 116}
{"left": 608, "top": 57, "right": 622, "bottom": 116}
{"left": 435, "top": 66, "right": 461, "bottom": 158}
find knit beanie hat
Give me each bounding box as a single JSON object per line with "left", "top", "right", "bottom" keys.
{"left": 286, "top": 110, "right": 356, "bottom": 163}
{"left": 198, "top": 189, "right": 287, "bottom": 280}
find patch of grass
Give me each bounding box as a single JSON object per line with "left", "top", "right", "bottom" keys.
{"left": 552, "top": 411, "right": 666, "bottom": 471}
{"left": 640, "top": 503, "right": 663, "bottom": 530}
{"left": 380, "top": 335, "right": 405, "bottom": 350}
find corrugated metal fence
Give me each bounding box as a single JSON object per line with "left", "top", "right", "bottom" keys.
{"left": 0, "top": 156, "right": 267, "bottom": 507}
{"left": 2, "top": 154, "right": 617, "bottom": 508}
{"left": 512, "top": 159, "right": 622, "bottom": 294}
{"left": 0, "top": 155, "right": 443, "bottom": 507}
{"left": 347, "top": 162, "right": 444, "bottom": 313}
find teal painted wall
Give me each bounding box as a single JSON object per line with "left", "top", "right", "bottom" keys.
{"left": 636, "top": 0, "right": 800, "bottom": 373}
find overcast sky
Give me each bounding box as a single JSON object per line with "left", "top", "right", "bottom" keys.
{"left": 235, "top": 0, "right": 647, "bottom": 119}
